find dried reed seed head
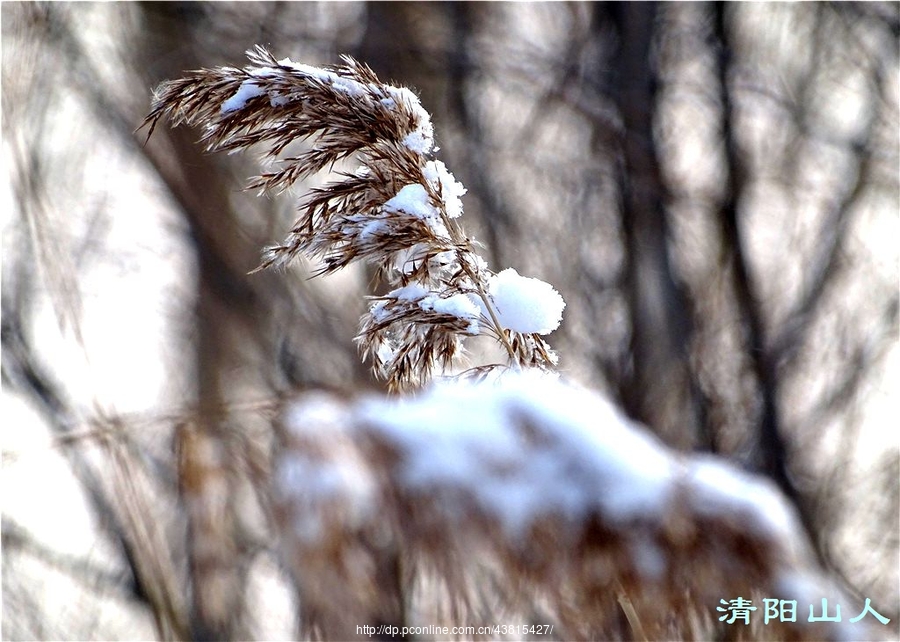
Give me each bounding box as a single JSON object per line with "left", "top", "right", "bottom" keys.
{"left": 142, "top": 46, "right": 565, "bottom": 390}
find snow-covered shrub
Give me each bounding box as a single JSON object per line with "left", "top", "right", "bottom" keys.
{"left": 272, "top": 373, "right": 862, "bottom": 641}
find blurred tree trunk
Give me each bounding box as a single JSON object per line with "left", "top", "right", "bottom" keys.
{"left": 134, "top": 5, "right": 286, "bottom": 638}
{"left": 604, "top": 2, "right": 705, "bottom": 448}
{"left": 711, "top": 0, "right": 797, "bottom": 507}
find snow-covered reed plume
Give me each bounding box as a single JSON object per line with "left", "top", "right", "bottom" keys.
{"left": 142, "top": 46, "right": 565, "bottom": 391}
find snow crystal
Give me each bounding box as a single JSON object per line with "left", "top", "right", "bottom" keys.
{"left": 477, "top": 268, "right": 566, "bottom": 335}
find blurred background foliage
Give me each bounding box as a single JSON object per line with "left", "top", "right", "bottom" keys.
{"left": 2, "top": 2, "right": 898, "bottom": 639}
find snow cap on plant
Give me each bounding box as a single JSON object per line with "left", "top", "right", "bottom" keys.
{"left": 480, "top": 268, "right": 565, "bottom": 335}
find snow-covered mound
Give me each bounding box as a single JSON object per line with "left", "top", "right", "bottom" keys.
{"left": 272, "top": 373, "right": 865, "bottom": 641}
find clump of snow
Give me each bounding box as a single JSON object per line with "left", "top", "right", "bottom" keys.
{"left": 357, "top": 217, "right": 388, "bottom": 244}
{"left": 376, "top": 166, "right": 466, "bottom": 253}
{"left": 275, "top": 452, "right": 367, "bottom": 544}
{"left": 387, "top": 86, "right": 435, "bottom": 154}
{"left": 402, "top": 129, "right": 434, "bottom": 155}
{"left": 382, "top": 184, "right": 451, "bottom": 241}
{"left": 222, "top": 58, "right": 435, "bottom": 155}
{"left": 423, "top": 160, "right": 467, "bottom": 219}
{"left": 280, "top": 59, "right": 368, "bottom": 98}
{"left": 684, "top": 457, "right": 797, "bottom": 540}
{"left": 269, "top": 94, "right": 291, "bottom": 108}
{"left": 374, "top": 284, "right": 482, "bottom": 335}
{"left": 285, "top": 60, "right": 435, "bottom": 153}
{"left": 429, "top": 250, "right": 456, "bottom": 269}
{"left": 221, "top": 79, "right": 266, "bottom": 113}
{"left": 420, "top": 292, "right": 481, "bottom": 334}
{"left": 383, "top": 184, "right": 437, "bottom": 220}
{"left": 222, "top": 68, "right": 292, "bottom": 113}
{"left": 273, "top": 374, "right": 854, "bottom": 642}
{"left": 376, "top": 341, "right": 396, "bottom": 365}
{"left": 475, "top": 268, "right": 566, "bottom": 335}
{"left": 387, "top": 282, "right": 428, "bottom": 302}
{"left": 281, "top": 391, "right": 352, "bottom": 438}
{"left": 425, "top": 293, "right": 479, "bottom": 319}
